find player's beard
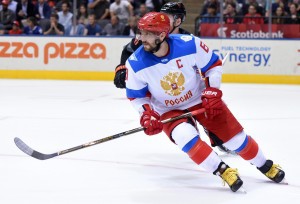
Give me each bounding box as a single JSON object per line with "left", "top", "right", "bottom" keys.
{"left": 142, "top": 38, "right": 162, "bottom": 53}
{"left": 142, "top": 42, "right": 157, "bottom": 52}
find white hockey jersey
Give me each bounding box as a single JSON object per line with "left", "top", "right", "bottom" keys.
{"left": 125, "top": 34, "right": 222, "bottom": 115}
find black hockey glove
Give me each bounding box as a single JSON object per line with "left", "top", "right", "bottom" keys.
{"left": 114, "top": 64, "right": 126, "bottom": 89}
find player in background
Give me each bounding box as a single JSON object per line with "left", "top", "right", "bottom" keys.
{"left": 125, "top": 12, "right": 285, "bottom": 192}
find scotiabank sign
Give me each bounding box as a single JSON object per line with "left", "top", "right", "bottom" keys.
{"left": 0, "top": 36, "right": 128, "bottom": 71}
{"left": 200, "top": 24, "right": 300, "bottom": 39}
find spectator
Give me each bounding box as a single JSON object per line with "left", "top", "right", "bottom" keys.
{"left": 144, "top": 0, "right": 166, "bottom": 12}
{"left": 70, "top": 16, "right": 87, "bottom": 35}
{"left": 33, "top": 0, "right": 52, "bottom": 32}
{"left": 85, "top": 13, "right": 101, "bottom": 36}
{"left": 271, "top": 6, "right": 287, "bottom": 23}
{"left": 8, "top": 20, "right": 22, "bottom": 34}
{"left": 88, "top": 0, "right": 110, "bottom": 24}
{"left": 201, "top": 0, "right": 220, "bottom": 15}
{"left": 77, "top": 3, "right": 88, "bottom": 25}
{"left": 55, "top": 0, "right": 72, "bottom": 12}
{"left": 102, "top": 15, "right": 124, "bottom": 36}
{"left": 286, "top": 3, "right": 300, "bottom": 23}
{"left": 0, "top": 26, "right": 5, "bottom": 34}
{"left": 241, "top": 0, "right": 265, "bottom": 16}
{"left": 0, "top": 0, "right": 16, "bottom": 32}
{"left": 289, "top": 0, "right": 300, "bottom": 15}
{"left": 109, "top": 0, "right": 134, "bottom": 24}
{"left": 16, "top": 0, "right": 35, "bottom": 24}
{"left": 224, "top": 2, "right": 241, "bottom": 23}
{"left": 57, "top": 1, "right": 73, "bottom": 35}
{"left": 268, "top": 0, "right": 289, "bottom": 15}
{"left": 223, "top": 0, "right": 241, "bottom": 13}
{"left": 135, "top": 3, "right": 148, "bottom": 17}
{"left": 43, "top": 13, "right": 64, "bottom": 35}
{"left": 48, "top": 0, "right": 56, "bottom": 10}
{"left": 201, "top": 3, "right": 220, "bottom": 23}
{"left": 122, "top": 16, "right": 137, "bottom": 36}
{"left": 243, "top": 4, "right": 264, "bottom": 24}
{"left": 34, "top": 0, "right": 52, "bottom": 20}
{"left": 23, "top": 16, "right": 43, "bottom": 34}
{"left": 276, "top": 0, "right": 289, "bottom": 11}
{"left": 0, "top": 0, "right": 18, "bottom": 13}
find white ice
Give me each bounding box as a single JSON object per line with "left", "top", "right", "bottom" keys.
{"left": 1, "top": 79, "right": 300, "bottom": 204}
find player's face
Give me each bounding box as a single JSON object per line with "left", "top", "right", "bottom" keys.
{"left": 165, "top": 13, "right": 182, "bottom": 34}
{"left": 138, "top": 30, "right": 160, "bottom": 52}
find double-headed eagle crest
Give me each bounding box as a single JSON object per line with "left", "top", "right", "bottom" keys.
{"left": 160, "top": 71, "right": 185, "bottom": 96}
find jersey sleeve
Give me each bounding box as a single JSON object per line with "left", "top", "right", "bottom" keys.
{"left": 120, "top": 38, "right": 142, "bottom": 65}
{"left": 125, "top": 60, "right": 151, "bottom": 114}
{"left": 194, "top": 37, "right": 223, "bottom": 88}
{"left": 120, "top": 42, "right": 132, "bottom": 65}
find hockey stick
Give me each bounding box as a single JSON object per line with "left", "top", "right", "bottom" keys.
{"left": 14, "top": 108, "right": 205, "bottom": 160}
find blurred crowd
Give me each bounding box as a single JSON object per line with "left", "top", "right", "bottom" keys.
{"left": 2, "top": 0, "right": 299, "bottom": 36}
{"left": 0, "top": 0, "right": 166, "bottom": 35}
{"left": 199, "top": 0, "right": 300, "bottom": 25}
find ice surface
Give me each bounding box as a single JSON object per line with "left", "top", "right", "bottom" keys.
{"left": 1, "top": 79, "right": 300, "bottom": 204}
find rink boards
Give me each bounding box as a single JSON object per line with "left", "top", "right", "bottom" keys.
{"left": 0, "top": 36, "right": 299, "bottom": 84}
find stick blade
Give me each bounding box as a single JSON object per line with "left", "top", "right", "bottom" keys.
{"left": 14, "top": 137, "right": 57, "bottom": 160}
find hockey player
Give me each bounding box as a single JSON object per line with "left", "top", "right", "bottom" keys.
{"left": 125, "top": 12, "right": 285, "bottom": 192}
{"left": 114, "top": 2, "right": 235, "bottom": 155}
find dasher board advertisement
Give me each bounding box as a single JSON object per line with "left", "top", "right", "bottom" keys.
{"left": 0, "top": 36, "right": 129, "bottom": 71}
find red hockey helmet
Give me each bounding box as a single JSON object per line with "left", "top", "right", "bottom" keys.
{"left": 138, "top": 12, "right": 170, "bottom": 36}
